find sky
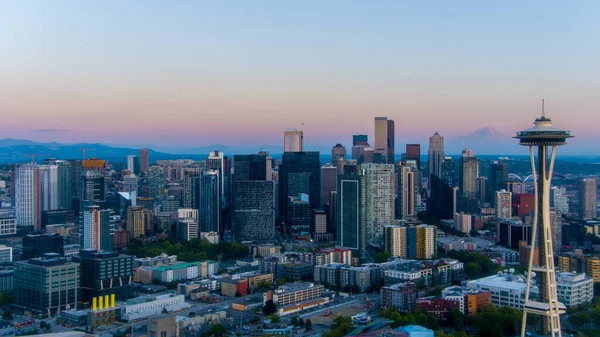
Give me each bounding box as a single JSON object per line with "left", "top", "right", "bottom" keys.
{"left": 0, "top": 1, "right": 599, "bottom": 152}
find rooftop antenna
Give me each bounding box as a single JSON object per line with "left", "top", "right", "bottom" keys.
{"left": 542, "top": 99, "right": 545, "bottom": 117}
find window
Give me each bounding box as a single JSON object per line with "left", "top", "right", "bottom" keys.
{"left": 161, "top": 332, "right": 167, "bottom": 337}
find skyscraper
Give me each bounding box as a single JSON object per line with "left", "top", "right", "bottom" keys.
{"left": 516, "top": 104, "right": 572, "bottom": 336}
{"left": 146, "top": 166, "right": 166, "bottom": 202}
{"left": 331, "top": 143, "right": 347, "bottom": 174}
{"left": 83, "top": 205, "right": 113, "bottom": 251}
{"left": 399, "top": 166, "right": 416, "bottom": 219}
{"left": 126, "top": 206, "right": 152, "bottom": 238}
{"left": 550, "top": 187, "right": 569, "bottom": 215}
{"left": 427, "top": 174, "right": 455, "bottom": 220}
{"left": 407, "top": 225, "right": 437, "bottom": 259}
{"left": 233, "top": 153, "right": 271, "bottom": 182}
{"left": 477, "top": 176, "right": 487, "bottom": 206}
{"left": 139, "top": 148, "right": 150, "bottom": 174}
{"left": 284, "top": 129, "right": 303, "bottom": 152}
{"left": 428, "top": 132, "right": 444, "bottom": 187}
{"left": 287, "top": 194, "right": 311, "bottom": 236}
{"left": 279, "top": 151, "right": 321, "bottom": 223}
{"left": 15, "top": 164, "right": 41, "bottom": 230}
{"left": 321, "top": 164, "right": 337, "bottom": 210}
{"left": 336, "top": 172, "right": 366, "bottom": 259}
{"left": 374, "top": 117, "right": 395, "bottom": 164}
{"left": 206, "top": 150, "right": 226, "bottom": 207}
{"left": 384, "top": 225, "right": 407, "bottom": 258}
{"left": 405, "top": 144, "right": 421, "bottom": 170}
{"left": 182, "top": 168, "right": 201, "bottom": 209}
{"left": 127, "top": 155, "right": 140, "bottom": 175}
{"left": 459, "top": 150, "right": 479, "bottom": 198}
{"left": 363, "top": 163, "right": 395, "bottom": 244}
{"left": 233, "top": 180, "right": 275, "bottom": 242}
{"left": 578, "top": 178, "right": 597, "bottom": 219}
{"left": 441, "top": 157, "right": 455, "bottom": 187}
{"left": 490, "top": 161, "right": 509, "bottom": 202}
{"left": 200, "top": 170, "right": 221, "bottom": 233}
{"left": 496, "top": 190, "right": 512, "bottom": 219}
{"left": 352, "top": 135, "right": 369, "bottom": 165}
{"left": 353, "top": 135, "right": 368, "bottom": 146}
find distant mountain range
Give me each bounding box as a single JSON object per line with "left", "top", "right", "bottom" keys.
{"left": 0, "top": 126, "right": 596, "bottom": 164}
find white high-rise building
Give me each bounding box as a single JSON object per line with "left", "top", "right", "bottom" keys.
{"left": 496, "top": 190, "right": 513, "bottom": 219}
{"left": 82, "top": 205, "right": 113, "bottom": 251}
{"left": 550, "top": 187, "right": 569, "bottom": 215}
{"left": 555, "top": 272, "right": 594, "bottom": 308}
{"left": 15, "top": 164, "right": 41, "bottom": 230}
{"left": 363, "top": 163, "right": 395, "bottom": 244}
{"left": 284, "top": 129, "right": 303, "bottom": 152}
{"left": 384, "top": 225, "right": 407, "bottom": 258}
{"left": 127, "top": 155, "right": 137, "bottom": 173}
{"left": 453, "top": 212, "right": 472, "bottom": 234}
{"left": 39, "top": 165, "right": 59, "bottom": 211}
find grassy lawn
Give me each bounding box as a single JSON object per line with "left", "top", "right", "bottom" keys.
{"left": 580, "top": 329, "right": 600, "bottom": 337}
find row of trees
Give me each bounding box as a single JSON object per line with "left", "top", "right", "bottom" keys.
{"left": 446, "top": 250, "right": 499, "bottom": 279}
{"left": 379, "top": 308, "right": 440, "bottom": 330}
{"left": 126, "top": 238, "right": 249, "bottom": 262}
{"left": 322, "top": 316, "right": 354, "bottom": 337}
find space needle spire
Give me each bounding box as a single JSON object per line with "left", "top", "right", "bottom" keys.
{"left": 515, "top": 101, "right": 573, "bottom": 337}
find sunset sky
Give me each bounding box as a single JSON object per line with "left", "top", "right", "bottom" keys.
{"left": 1, "top": 1, "right": 598, "bottom": 151}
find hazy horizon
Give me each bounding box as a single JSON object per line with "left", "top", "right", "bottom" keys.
{"left": 1, "top": 1, "right": 599, "bottom": 153}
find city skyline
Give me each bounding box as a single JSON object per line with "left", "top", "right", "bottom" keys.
{"left": 1, "top": 2, "right": 599, "bottom": 152}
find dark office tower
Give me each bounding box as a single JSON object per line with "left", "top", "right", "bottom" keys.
{"left": 427, "top": 174, "right": 455, "bottom": 220}
{"left": 428, "top": 132, "right": 445, "bottom": 189}
{"left": 477, "top": 177, "right": 487, "bottom": 206}
{"left": 233, "top": 153, "right": 270, "bottom": 182}
{"left": 337, "top": 172, "right": 366, "bottom": 260}
{"left": 73, "top": 249, "right": 134, "bottom": 302}
{"left": 83, "top": 205, "right": 113, "bottom": 252}
{"left": 68, "top": 160, "right": 82, "bottom": 206}
{"left": 234, "top": 181, "right": 275, "bottom": 242}
{"left": 490, "top": 161, "right": 509, "bottom": 203}
{"left": 374, "top": 117, "right": 395, "bottom": 164}
{"left": 54, "top": 161, "right": 72, "bottom": 210}
{"left": 441, "top": 157, "right": 455, "bottom": 187}
{"left": 459, "top": 150, "right": 479, "bottom": 198}
{"left": 405, "top": 144, "right": 421, "bottom": 170}
{"left": 353, "top": 135, "right": 369, "bottom": 146}
{"left": 278, "top": 152, "right": 321, "bottom": 222}
{"left": 201, "top": 170, "right": 221, "bottom": 233}
{"left": 287, "top": 194, "right": 311, "bottom": 236}
{"left": 127, "top": 155, "right": 140, "bottom": 175}
{"left": 22, "top": 233, "right": 65, "bottom": 259}
{"left": 139, "top": 148, "right": 150, "bottom": 174}
{"left": 83, "top": 171, "right": 105, "bottom": 203}
{"left": 182, "top": 168, "right": 201, "bottom": 209}
{"left": 321, "top": 164, "right": 337, "bottom": 210}
{"left": 399, "top": 165, "right": 416, "bottom": 219}
{"left": 578, "top": 178, "right": 597, "bottom": 218}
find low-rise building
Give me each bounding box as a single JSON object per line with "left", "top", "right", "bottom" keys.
{"left": 441, "top": 285, "right": 491, "bottom": 316}
{"left": 416, "top": 298, "right": 460, "bottom": 322}
{"left": 134, "top": 253, "right": 178, "bottom": 268}
{"left": 466, "top": 273, "right": 536, "bottom": 310}
{"left": 152, "top": 262, "right": 203, "bottom": 283}
{"left": 556, "top": 272, "right": 594, "bottom": 307}
{"left": 148, "top": 315, "right": 178, "bottom": 337}
{"left": 264, "top": 282, "right": 328, "bottom": 316}
{"left": 276, "top": 262, "right": 313, "bottom": 282}
{"left": 121, "top": 293, "right": 190, "bottom": 322}
{"left": 380, "top": 283, "right": 417, "bottom": 312}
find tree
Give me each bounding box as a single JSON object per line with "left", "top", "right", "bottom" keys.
{"left": 342, "top": 285, "right": 351, "bottom": 293}
{"left": 276, "top": 278, "right": 287, "bottom": 287}
{"left": 291, "top": 317, "right": 299, "bottom": 327}
{"left": 39, "top": 321, "right": 46, "bottom": 329}
{"left": 45, "top": 323, "right": 51, "bottom": 331}
{"left": 570, "top": 312, "right": 591, "bottom": 327}
{"left": 262, "top": 300, "right": 277, "bottom": 315}
{"left": 280, "top": 244, "right": 286, "bottom": 253}
{"left": 268, "top": 315, "right": 280, "bottom": 324}
{"left": 203, "top": 324, "right": 227, "bottom": 337}
{"left": 2, "top": 310, "right": 13, "bottom": 321}
{"left": 429, "top": 286, "right": 445, "bottom": 297}
{"left": 351, "top": 284, "right": 361, "bottom": 294}
{"left": 298, "top": 318, "right": 305, "bottom": 327}
{"left": 449, "top": 309, "right": 466, "bottom": 331}
{"left": 235, "top": 292, "right": 242, "bottom": 297}
{"left": 257, "top": 280, "right": 271, "bottom": 291}
{"left": 465, "top": 262, "right": 482, "bottom": 279}
{"left": 305, "top": 319, "right": 312, "bottom": 330}
{"left": 473, "top": 305, "right": 520, "bottom": 337}
{"left": 375, "top": 251, "right": 391, "bottom": 263}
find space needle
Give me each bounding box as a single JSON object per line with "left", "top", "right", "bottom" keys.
{"left": 515, "top": 101, "right": 572, "bottom": 337}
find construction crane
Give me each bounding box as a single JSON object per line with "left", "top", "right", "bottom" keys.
{"left": 24, "top": 153, "right": 51, "bottom": 164}
{"left": 81, "top": 146, "right": 96, "bottom": 160}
